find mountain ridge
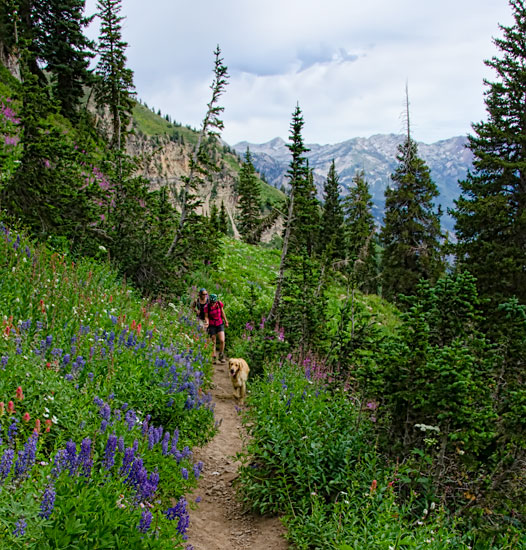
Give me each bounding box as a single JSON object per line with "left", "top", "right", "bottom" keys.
{"left": 234, "top": 134, "right": 473, "bottom": 233}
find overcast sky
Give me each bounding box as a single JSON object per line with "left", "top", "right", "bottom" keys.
{"left": 84, "top": 0, "right": 513, "bottom": 146}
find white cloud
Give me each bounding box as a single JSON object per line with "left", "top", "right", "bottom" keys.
{"left": 84, "top": 0, "right": 514, "bottom": 145}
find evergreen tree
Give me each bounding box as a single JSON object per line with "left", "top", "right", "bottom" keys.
{"left": 343, "top": 170, "right": 378, "bottom": 294}
{"left": 218, "top": 200, "right": 228, "bottom": 235}
{"left": 2, "top": 55, "right": 97, "bottom": 242}
{"left": 380, "top": 94, "right": 444, "bottom": 302}
{"left": 0, "top": 1, "right": 18, "bottom": 72}
{"left": 36, "top": 0, "right": 94, "bottom": 120}
{"left": 319, "top": 159, "right": 344, "bottom": 260}
{"left": 237, "top": 147, "right": 261, "bottom": 244}
{"left": 452, "top": 0, "right": 526, "bottom": 305}
{"left": 268, "top": 105, "right": 324, "bottom": 358}
{"left": 268, "top": 104, "right": 310, "bottom": 323}
{"left": 291, "top": 160, "right": 320, "bottom": 257}
{"left": 95, "top": 0, "right": 135, "bottom": 150}
{"left": 209, "top": 202, "right": 219, "bottom": 232}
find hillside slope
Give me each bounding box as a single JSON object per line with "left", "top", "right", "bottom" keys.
{"left": 128, "top": 103, "right": 285, "bottom": 241}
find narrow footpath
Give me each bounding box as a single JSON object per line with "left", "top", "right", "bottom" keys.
{"left": 186, "top": 358, "right": 289, "bottom": 550}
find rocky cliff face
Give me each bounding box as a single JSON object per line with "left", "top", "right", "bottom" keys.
{"left": 234, "top": 134, "right": 473, "bottom": 234}
{"left": 126, "top": 133, "right": 243, "bottom": 239}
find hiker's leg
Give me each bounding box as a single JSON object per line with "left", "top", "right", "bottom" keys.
{"left": 211, "top": 334, "right": 217, "bottom": 358}
{"left": 217, "top": 330, "right": 225, "bottom": 356}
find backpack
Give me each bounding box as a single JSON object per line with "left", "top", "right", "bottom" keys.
{"left": 206, "top": 301, "right": 223, "bottom": 325}
{"left": 195, "top": 298, "right": 208, "bottom": 320}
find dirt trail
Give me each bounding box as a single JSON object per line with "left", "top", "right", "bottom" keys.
{"left": 186, "top": 359, "right": 289, "bottom": 550}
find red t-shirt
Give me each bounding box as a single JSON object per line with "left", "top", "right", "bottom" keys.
{"left": 204, "top": 301, "right": 223, "bottom": 326}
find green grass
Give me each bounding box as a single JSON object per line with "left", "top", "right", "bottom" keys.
{"left": 132, "top": 102, "right": 198, "bottom": 145}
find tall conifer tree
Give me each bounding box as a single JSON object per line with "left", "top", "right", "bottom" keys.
{"left": 95, "top": 0, "right": 135, "bottom": 150}
{"left": 344, "top": 170, "right": 378, "bottom": 293}
{"left": 268, "top": 104, "right": 310, "bottom": 323}
{"left": 219, "top": 200, "right": 229, "bottom": 235}
{"left": 268, "top": 105, "right": 324, "bottom": 357}
{"left": 36, "top": 0, "right": 94, "bottom": 120}
{"left": 452, "top": 0, "right": 526, "bottom": 304}
{"left": 380, "top": 93, "right": 444, "bottom": 302}
{"left": 237, "top": 147, "right": 261, "bottom": 244}
{"left": 319, "top": 159, "right": 344, "bottom": 260}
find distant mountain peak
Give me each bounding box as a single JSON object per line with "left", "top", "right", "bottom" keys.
{"left": 233, "top": 133, "right": 472, "bottom": 234}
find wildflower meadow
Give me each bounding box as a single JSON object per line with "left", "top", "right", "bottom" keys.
{"left": 0, "top": 223, "right": 215, "bottom": 549}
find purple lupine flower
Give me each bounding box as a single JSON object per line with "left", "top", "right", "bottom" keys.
{"left": 14, "top": 433, "right": 38, "bottom": 478}
{"left": 193, "top": 461, "right": 204, "bottom": 480}
{"left": 117, "top": 436, "right": 125, "bottom": 453}
{"left": 119, "top": 446, "right": 136, "bottom": 476}
{"left": 161, "top": 432, "right": 170, "bottom": 455}
{"left": 93, "top": 396, "right": 104, "bottom": 407}
{"left": 65, "top": 440, "right": 78, "bottom": 476}
{"left": 140, "top": 471, "right": 159, "bottom": 502}
{"left": 126, "top": 457, "right": 145, "bottom": 489}
{"left": 51, "top": 449, "right": 67, "bottom": 479}
{"left": 1, "top": 356, "right": 8, "bottom": 368}
{"left": 103, "top": 434, "right": 118, "bottom": 470}
{"left": 62, "top": 353, "right": 71, "bottom": 366}
{"left": 148, "top": 427, "right": 155, "bottom": 450}
{"left": 137, "top": 509, "right": 152, "bottom": 533}
{"left": 39, "top": 486, "right": 56, "bottom": 518}
{"left": 8, "top": 418, "right": 18, "bottom": 443}
{"left": 13, "top": 518, "right": 26, "bottom": 537}
{"left": 78, "top": 438, "right": 92, "bottom": 477}
{"left": 155, "top": 426, "right": 164, "bottom": 445}
{"left": 141, "top": 416, "right": 149, "bottom": 437}
{"left": 0, "top": 448, "right": 15, "bottom": 481}
{"left": 181, "top": 467, "right": 189, "bottom": 480}
{"left": 125, "top": 409, "right": 136, "bottom": 430}
{"left": 100, "top": 419, "right": 108, "bottom": 433}
{"left": 171, "top": 429, "right": 179, "bottom": 454}
{"left": 165, "top": 497, "right": 190, "bottom": 537}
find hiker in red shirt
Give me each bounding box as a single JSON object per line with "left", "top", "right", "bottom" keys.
{"left": 204, "top": 293, "right": 229, "bottom": 362}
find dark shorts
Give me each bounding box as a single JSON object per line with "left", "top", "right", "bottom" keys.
{"left": 207, "top": 324, "right": 224, "bottom": 336}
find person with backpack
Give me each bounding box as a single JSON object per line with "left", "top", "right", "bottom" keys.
{"left": 204, "top": 293, "right": 229, "bottom": 362}
{"left": 193, "top": 288, "right": 209, "bottom": 328}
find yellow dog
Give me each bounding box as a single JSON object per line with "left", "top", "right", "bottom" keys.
{"left": 228, "top": 358, "right": 250, "bottom": 403}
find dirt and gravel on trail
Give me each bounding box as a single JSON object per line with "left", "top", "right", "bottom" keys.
{"left": 186, "top": 358, "right": 289, "bottom": 550}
